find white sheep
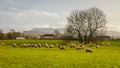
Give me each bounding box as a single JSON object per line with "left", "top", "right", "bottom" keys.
{"left": 86, "top": 48, "right": 93, "bottom": 52}
{"left": 13, "top": 43, "right": 17, "bottom": 47}
{"left": 49, "top": 45, "right": 54, "bottom": 48}
{"left": 60, "top": 46, "right": 65, "bottom": 49}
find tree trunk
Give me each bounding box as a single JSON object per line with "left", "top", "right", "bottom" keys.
{"left": 78, "top": 34, "right": 83, "bottom": 43}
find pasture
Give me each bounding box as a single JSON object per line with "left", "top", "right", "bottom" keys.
{"left": 0, "top": 40, "right": 120, "bottom": 68}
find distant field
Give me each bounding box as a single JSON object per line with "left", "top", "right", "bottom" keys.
{"left": 0, "top": 40, "right": 120, "bottom": 68}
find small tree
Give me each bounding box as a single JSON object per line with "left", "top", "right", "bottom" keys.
{"left": 0, "top": 29, "right": 6, "bottom": 40}
{"left": 66, "top": 7, "right": 107, "bottom": 44}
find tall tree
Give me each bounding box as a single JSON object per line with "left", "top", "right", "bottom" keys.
{"left": 66, "top": 7, "right": 107, "bottom": 44}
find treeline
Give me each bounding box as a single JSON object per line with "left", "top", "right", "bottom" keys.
{"left": 0, "top": 29, "right": 23, "bottom": 40}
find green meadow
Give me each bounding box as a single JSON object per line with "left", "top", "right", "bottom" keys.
{"left": 0, "top": 40, "right": 120, "bottom": 68}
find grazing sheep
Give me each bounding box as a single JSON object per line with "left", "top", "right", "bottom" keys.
{"left": 49, "top": 45, "right": 54, "bottom": 48}
{"left": 13, "top": 43, "right": 17, "bottom": 47}
{"left": 56, "top": 44, "right": 60, "bottom": 48}
{"left": 46, "top": 45, "right": 49, "bottom": 48}
{"left": 60, "top": 46, "right": 65, "bottom": 50}
{"left": 76, "top": 46, "right": 82, "bottom": 50}
{"left": 41, "top": 44, "right": 44, "bottom": 46}
{"left": 27, "top": 44, "right": 30, "bottom": 47}
{"left": 38, "top": 44, "right": 42, "bottom": 47}
{"left": 89, "top": 43, "right": 93, "bottom": 47}
{"left": 23, "top": 44, "right": 27, "bottom": 48}
{"left": 34, "top": 44, "right": 38, "bottom": 48}
{"left": 45, "top": 44, "right": 49, "bottom": 48}
{"left": 45, "top": 44, "right": 48, "bottom": 47}
{"left": 81, "top": 46, "right": 85, "bottom": 49}
{"left": 86, "top": 48, "right": 93, "bottom": 53}
{"left": 96, "top": 45, "right": 99, "bottom": 48}
{"left": 70, "top": 44, "right": 75, "bottom": 48}
{"left": 31, "top": 44, "right": 34, "bottom": 47}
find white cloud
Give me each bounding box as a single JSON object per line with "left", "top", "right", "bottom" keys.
{"left": 42, "top": 11, "right": 60, "bottom": 18}
{"left": 107, "top": 24, "right": 120, "bottom": 32}
{"left": 34, "top": 24, "right": 50, "bottom": 28}
{"left": 0, "top": 8, "right": 67, "bottom": 32}
{"left": 57, "top": 21, "right": 67, "bottom": 28}
{"left": 0, "top": 8, "right": 62, "bottom": 24}
{"left": 0, "top": 8, "right": 61, "bottom": 20}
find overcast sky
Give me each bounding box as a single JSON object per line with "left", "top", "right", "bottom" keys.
{"left": 0, "top": 0, "right": 120, "bottom": 32}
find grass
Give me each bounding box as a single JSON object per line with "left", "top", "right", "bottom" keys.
{"left": 0, "top": 40, "right": 120, "bottom": 68}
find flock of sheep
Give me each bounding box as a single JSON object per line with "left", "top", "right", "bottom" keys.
{"left": 0, "top": 42, "right": 111, "bottom": 53}
{"left": 12, "top": 43, "right": 102, "bottom": 53}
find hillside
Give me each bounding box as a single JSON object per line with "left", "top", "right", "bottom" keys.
{"left": 23, "top": 28, "right": 65, "bottom": 34}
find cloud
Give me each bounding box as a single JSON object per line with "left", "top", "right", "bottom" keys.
{"left": 57, "top": 21, "right": 67, "bottom": 28}
{"left": 106, "top": 24, "right": 120, "bottom": 32}
{"left": 0, "top": 8, "right": 61, "bottom": 23}
{"left": 0, "top": 8, "right": 60, "bottom": 19}
{"left": 5, "top": 0, "right": 14, "bottom": 5}
{"left": 0, "top": 8, "right": 67, "bottom": 32}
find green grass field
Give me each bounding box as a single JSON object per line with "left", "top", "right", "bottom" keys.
{"left": 0, "top": 40, "right": 120, "bottom": 68}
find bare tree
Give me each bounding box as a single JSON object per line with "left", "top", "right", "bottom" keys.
{"left": 66, "top": 7, "right": 107, "bottom": 44}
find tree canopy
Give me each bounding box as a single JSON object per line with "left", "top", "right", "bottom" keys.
{"left": 66, "top": 7, "right": 107, "bottom": 44}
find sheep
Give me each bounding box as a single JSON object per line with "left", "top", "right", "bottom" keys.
{"left": 34, "top": 44, "right": 38, "bottom": 48}
{"left": 96, "top": 45, "right": 99, "bottom": 48}
{"left": 60, "top": 46, "right": 65, "bottom": 50}
{"left": 41, "top": 44, "right": 44, "bottom": 46}
{"left": 45, "top": 44, "right": 49, "bottom": 48}
{"left": 70, "top": 44, "right": 75, "bottom": 48}
{"left": 49, "top": 45, "right": 54, "bottom": 48}
{"left": 86, "top": 48, "right": 93, "bottom": 53}
{"left": 44, "top": 43, "right": 47, "bottom": 46}
{"left": 26, "top": 44, "right": 30, "bottom": 47}
{"left": 76, "top": 46, "right": 82, "bottom": 50}
{"left": 38, "top": 43, "right": 42, "bottom": 47}
{"left": 13, "top": 43, "right": 17, "bottom": 47}
{"left": 23, "top": 44, "right": 27, "bottom": 48}
{"left": 56, "top": 44, "right": 60, "bottom": 48}
{"left": 31, "top": 44, "right": 34, "bottom": 47}
{"left": 29, "top": 44, "right": 32, "bottom": 47}
{"left": 89, "top": 43, "right": 93, "bottom": 47}
{"left": 46, "top": 45, "right": 49, "bottom": 48}
{"left": 81, "top": 45, "right": 85, "bottom": 49}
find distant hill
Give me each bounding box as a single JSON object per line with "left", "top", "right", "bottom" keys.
{"left": 23, "top": 28, "right": 120, "bottom": 39}
{"left": 23, "top": 28, "right": 65, "bottom": 35}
